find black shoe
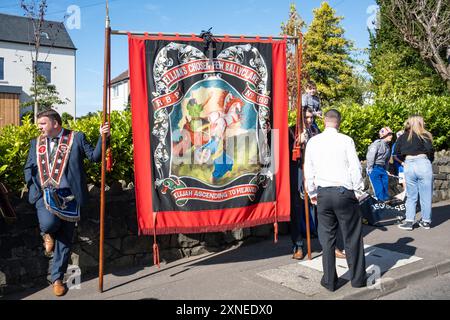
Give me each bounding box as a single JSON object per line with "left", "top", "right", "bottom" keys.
{"left": 320, "top": 278, "right": 337, "bottom": 292}
{"left": 351, "top": 281, "right": 367, "bottom": 288}
{"left": 398, "top": 221, "right": 414, "bottom": 231}
{"left": 418, "top": 220, "right": 431, "bottom": 230}
{"left": 351, "top": 273, "right": 369, "bottom": 288}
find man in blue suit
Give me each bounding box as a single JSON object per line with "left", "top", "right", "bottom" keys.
{"left": 24, "top": 109, "right": 110, "bottom": 296}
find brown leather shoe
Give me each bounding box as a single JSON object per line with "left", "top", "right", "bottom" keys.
{"left": 52, "top": 280, "right": 67, "bottom": 297}
{"left": 42, "top": 233, "right": 54, "bottom": 256}
{"left": 292, "top": 249, "right": 304, "bottom": 260}
{"left": 335, "top": 249, "right": 346, "bottom": 259}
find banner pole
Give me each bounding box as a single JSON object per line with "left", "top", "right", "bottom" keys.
{"left": 111, "top": 30, "right": 297, "bottom": 41}
{"left": 292, "top": 30, "right": 301, "bottom": 160}
{"left": 99, "top": 0, "right": 111, "bottom": 293}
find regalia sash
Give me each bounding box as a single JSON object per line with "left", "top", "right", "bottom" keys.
{"left": 36, "top": 130, "right": 79, "bottom": 222}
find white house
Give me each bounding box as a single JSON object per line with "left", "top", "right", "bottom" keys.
{"left": 110, "top": 70, "right": 129, "bottom": 111}
{"left": 0, "top": 13, "right": 76, "bottom": 124}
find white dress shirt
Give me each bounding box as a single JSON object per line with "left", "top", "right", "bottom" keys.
{"left": 304, "top": 127, "right": 364, "bottom": 197}
{"left": 48, "top": 129, "right": 64, "bottom": 157}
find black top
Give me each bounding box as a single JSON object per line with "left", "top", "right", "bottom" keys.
{"left": 395, "top": 131, "right": 434, "bottom": 162}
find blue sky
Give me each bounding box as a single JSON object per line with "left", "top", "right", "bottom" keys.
{"left": 2, "top": 0, "right": 377, "bottom": 116}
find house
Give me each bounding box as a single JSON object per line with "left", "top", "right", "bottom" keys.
{"left": 0, "top": 13, "right": 76, "bottom": 127}
{"left": 110, "top": 70, "right": 129, "bottom": 111}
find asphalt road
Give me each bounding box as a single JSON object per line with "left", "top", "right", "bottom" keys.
{"left": 380, "top": 273, "right": 450, "bottom": 300}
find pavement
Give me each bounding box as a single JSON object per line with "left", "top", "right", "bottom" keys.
{"left": 3, "top": 200, "right": 450, "bottom": 300}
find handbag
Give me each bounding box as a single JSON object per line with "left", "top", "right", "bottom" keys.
{"left": 359, "top": 195, "right": 405, "bottom": 226}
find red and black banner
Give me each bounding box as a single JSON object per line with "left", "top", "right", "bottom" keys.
{"left": 128, "top": 34, "right": 290, "bottom": 235}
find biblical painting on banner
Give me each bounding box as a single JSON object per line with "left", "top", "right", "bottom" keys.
{"left": 129, "top": 36, "right": 290, "bottom": 234}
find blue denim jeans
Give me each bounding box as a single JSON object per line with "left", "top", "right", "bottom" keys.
{"left": 369, "top": 165, "right": 389, "bottom": 201}
{"left": 404, "top": 157, "right": 433, "bottom": 223}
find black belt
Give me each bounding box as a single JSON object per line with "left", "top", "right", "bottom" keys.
{"left": 318, "top": 186, "right": 352, "bottom": 193}
{"left": 318, "top": 186, "right": 344, "bottom": 190}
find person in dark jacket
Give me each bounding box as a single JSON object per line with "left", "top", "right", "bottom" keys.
{"left": 396, "top": 115, "right": 434, "bottom": 231}
{"left": 301, "top": 81, "right": 322, "bottom": 132}
{"left": 24, "top": 109, "right": 110, "bottom": 296}
{"left": 289, "top": 108, "right": 346, "bottom": 260}
{"left": 289, "top": 107, "right": 320, "bottom": 260}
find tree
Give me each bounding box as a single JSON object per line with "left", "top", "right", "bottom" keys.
{"left": 280, "top": 3, "right": 306, "bottom": 112}
{"left": 368, "top": 0, "right": 447, "bottom": 100}
{"left": 76, "top": 112, "right": 98, "bottom": 120}
{"left": 61, "top": 112, "right": 74, "bottom": 124}
{"left": 303, "top": 2, "right": 358, "bottom": 105}
{"left": 21, "top": 0, "right": 67, "bottom": 121}
{"left": 21, "top": 0, "right": 48, "bottom": 122}
{"left": 21, "top": 75, "right": 67, "bottom": 112}
{"left": 381, "top": 0, "right": 450, "bottom": 90}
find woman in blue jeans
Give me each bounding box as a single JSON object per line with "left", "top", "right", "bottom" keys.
{"left": 395, "top": 116, "right": 434, "bottom": 230}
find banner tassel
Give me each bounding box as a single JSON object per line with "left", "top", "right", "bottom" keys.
{"left": 274, "top": 222, "right": 278, "bottom": 243}
{"left": 274, "top": 202, "right": 279, "bottom": 243}
{"left": 106, "top": 147, "right": 113, "bottom": 172}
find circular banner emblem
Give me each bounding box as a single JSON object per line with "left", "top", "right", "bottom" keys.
{"left": 58, "top": 144, "right": 68, "bottom": 154}
{"left": 38, "top": 145, "right": 47, "bottom": 154}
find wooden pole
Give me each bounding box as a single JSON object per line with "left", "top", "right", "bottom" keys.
{"left": 110, "top": 29, "right": 298, "bottom": 40}
{"left": 303, "top": 173, "right": 312, "bottom": 260}
{"left": 99, "top": 0, "right": 111, "bottom": 293}
{"left": 291, "top": 30, "right": 301, "bottom": 161}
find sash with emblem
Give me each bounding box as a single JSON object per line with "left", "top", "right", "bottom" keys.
{"left": 36, "top": 129, "right": 79, "bottom": 222}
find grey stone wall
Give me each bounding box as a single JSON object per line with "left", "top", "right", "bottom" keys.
{"left": 432, "top": 150, "right": 450, "bottom": 202}
{"left": 1, "top": 150, "right": 449, "bottom": 296}
{"left": 0, "top": 183, "right": 288, "bottom": 296}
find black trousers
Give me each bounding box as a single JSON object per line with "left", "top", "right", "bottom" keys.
{"left": 36, "top": 198, "right": 75, "bottom": 283}
{"left": 317, "top": 187, "right": 366, "bottom": 291}
{"left": 289, "top": 159, "right": 304, "bottom": 250}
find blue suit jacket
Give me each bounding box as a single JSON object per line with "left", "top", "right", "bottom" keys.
{"left": 24, "top": 129, "right": 104, "bottom": 207}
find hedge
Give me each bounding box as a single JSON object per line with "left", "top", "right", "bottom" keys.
{"left": 291, "top": 95, "right": 450, "bottom": 156}
{"left": 0, "top": 111, "right": 133, "bottom": 192}
{"left": 1, "top": 95, "right": 449, "bottom": 192}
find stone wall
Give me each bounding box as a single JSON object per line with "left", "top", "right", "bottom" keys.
{"left": 1, "top": 150, "right": 449, "bottom": 296}
{"left": 432, "top": 150, "right": 450, "bottom": 202}
{"left": 0, "top": 184, "right": 288, "bottom": 296}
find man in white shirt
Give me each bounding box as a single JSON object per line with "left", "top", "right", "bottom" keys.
{"left": 304, "top": 109, "right": 367, "bottom": 292}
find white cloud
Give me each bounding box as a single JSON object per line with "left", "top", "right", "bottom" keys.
{"left": 84, "top": 68, "right": 102, "bottom": 76}
{"left": 143, "top": 4, "right": 171, "bottom": 24}
{"left": 160, "top": 15, "right": 171, "bottom": 24}
{"left": 145, "top": 4, "right": 160, "bottom": 12}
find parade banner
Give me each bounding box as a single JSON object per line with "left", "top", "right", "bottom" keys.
{"left": 128, "top": 34, "right": 290, "bottom": 235}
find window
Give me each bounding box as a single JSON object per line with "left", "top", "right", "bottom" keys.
{"left": 33, "top": 61, "right": 51, "bottom": 82}
{"left": 0, "top": 57, "right": 4, "bottom": 80}
{"left": 113, "top": 85, "right": 119, "bottom": 97}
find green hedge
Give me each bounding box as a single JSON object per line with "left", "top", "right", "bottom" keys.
{"left": 0, "top": 115, "right": 40, "bottom": 191}
{"left": 296, "top": 95, "right": 450, "bottom": 156}
{"left": 1, "top": 96, "right": 449, "bottom": 192}
{"left": 0, "top": 111, "right": 133, "bottom": 192}
{"left": 67, "top": 110, "right": 134, "bottom": 186}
